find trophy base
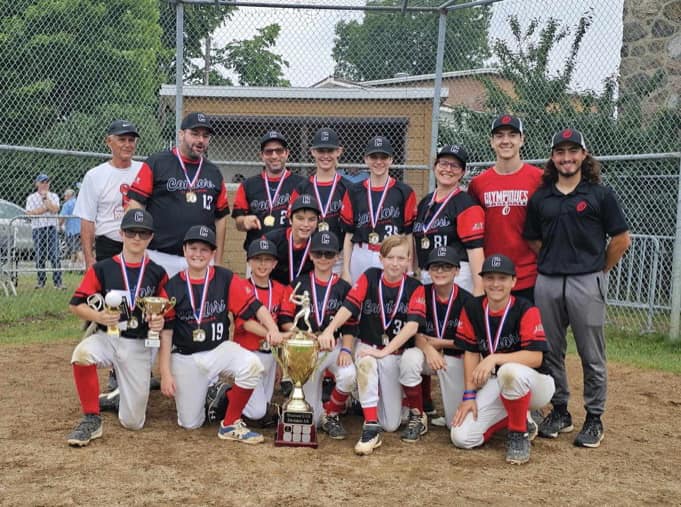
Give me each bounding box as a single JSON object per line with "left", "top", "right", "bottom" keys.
{"left": 274, "top": 410, "right": 318, "bottom": 448}
{"left": 144, "top": 338, "right": 160, "bottom": 348}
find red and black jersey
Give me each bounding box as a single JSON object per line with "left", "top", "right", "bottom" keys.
{"left": 419, "top": 283, "right": 473, "bottom": 357}
{"left": 343, "top": 267, "right": 425, "bottom": 350}
{"left": 126, "top": 148, "right": 230, "bottom": 256}
{"left": 455, "top": 295, "right": 548, "bottom": 372}
{"left": 233, "top": 279, "right": 294, "bottom": 352}
{"left": 413, "top": 190, "right": 485, "bottom": 269}
{"left": 264, "top": 227, "right": 314, "bottom": 285}
{"left": 282, "top": 272, "right": 355, "bottom": 336}
{"left": 290, "top": 174, "right": 350, "bottom": 239}
{"left": 340, "top": 178, "right": 417, "bottom": 250}
{"left": 467, "top": 164, "right": 543, "bottom": 290}
{"left": 161, "top": 267, "right": 261, "bottom": 354}
{"left": 231, "top": 170, "right": 305, "bottom": 250}
{"left": 71, "top": 255, "right": 168, "bottom": 339}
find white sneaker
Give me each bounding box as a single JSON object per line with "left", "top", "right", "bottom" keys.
{"left": 218, "top": 419, "right": 264, "bottom": 444}
{"left": 354, "top": 422, "right": 383, "bottom": 455}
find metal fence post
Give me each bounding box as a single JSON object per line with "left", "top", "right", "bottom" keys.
{"left": 428, "top": 9, "right": 447, "bottom": 193}
{"left": 669, "top": 156, "right": 681, "bottom": 341}
{"left": 175, "top": 0, "right": 185, "bottom": 146}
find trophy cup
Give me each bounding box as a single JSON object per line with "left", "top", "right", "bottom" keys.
{"left": 138, "top": 296, "right": 176, "bottom": 348}
{"left": 104, "top": 292, "right": 123, "bottom": 336}
{"left": 274, "top": 286, "right": 322, "bottom": 448}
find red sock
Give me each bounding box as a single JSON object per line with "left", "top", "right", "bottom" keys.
{"left": 403, "top": 384, "right": 423, "bottom": 413}
{"left": 72, "top": 364, "right": 100, "bottom": 415}
{"left": 500, "top": 392, "right": 531, "bottom": 433}
{"left": 323, "top": 388, "right": 349, "bottom": 416}
{"left": 421, "top": 374, "right": 432, "bottom": 404}
{"left": 323, "top": 369, "right": 335, "bottom": 381}
{"left": 223, "top": 384, "right": 254, "bottom": 426}
{"left": 362, "top": 406, "right": 378, "bottom": 423}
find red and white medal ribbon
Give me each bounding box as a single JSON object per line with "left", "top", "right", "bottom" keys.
{"left": 312, "top": 174, "right": 340, "bottom": 222}
{"left": 175, "top": 149, "right": 204, "bottom": 194}
{"left": 288, "top": 230, "right": 311, "bottom": 283}
{"left": 185, "top": 267, "right": 211, "bottom": 327}
{"left": 250, "top": 278, "right": 272, "bottom": 312}
{"left": 311, "top": 272, "right": 336, "bottom": 328}
{"left": 432, "top": 285, "right": 457, "bottom": 339}
{"left": 422, "top": 187, "right": 461, "bottom": 235}
{"left": 378, "top": 274, "right": 406, "bottom": 334}
{"left": 119, "top": 253, "right": 147, "bottom": 312}
{"left": 484, "top": 297, "right": 512, "bottom": 354}
{"left": 366, "top": 176, "right": 392, "bottom": 230}
{"left": 263, "top": 170, "right": 288, "bottom": 216}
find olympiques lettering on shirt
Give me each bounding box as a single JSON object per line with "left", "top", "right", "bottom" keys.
{"left": 481, "top": 189, "right": 530, "bottom": 208}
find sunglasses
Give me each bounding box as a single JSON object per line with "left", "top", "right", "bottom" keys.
{"left": 123, "top": 229, "right": 153, "bottom": 240}
{"left": 436, "top": 160, "right": 463, "bottom": 170}
{"left": 310, "top": 251, "right": 337, "bottom": 259}
{"left": 262, "top": 147, "right": 286, "bottom": 156}
{"left": 429, "top": 262, "right": 456, "bottom": 272}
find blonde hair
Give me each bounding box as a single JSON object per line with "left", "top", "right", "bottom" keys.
{"left": 379, "top": 234, "right": 410, "bottom": 257}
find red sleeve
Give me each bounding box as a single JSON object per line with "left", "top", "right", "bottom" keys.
{"left": 457, "top": 205, "right": 485, "bottom": 244}
{"left": 342, "top": 273, "right": 368, "bottom": 318}
{"left": 340, "top": 190, "right": 354, "bottom": 227}
{"left": 288, "top": 188, "right": 300, "bottom": 216}
{"left": 406, "top": 284, "right": 426, "bottom": 322}
{"left": 231, "top": 183, "right": 249, "bottom": 216}
{"left": 128, "top": 162, "right": 154, "bottom": 202}
{"left": 519, "top": 306, "right": 548, "bottom": 351}
{"left": 278, "top": 284, "right": 295, "bottom": 322}
{"left": 403, "top": 190, "right": 417, "bottom": 227}
{"left": 455, "top": 308, "right": 478, "bottom": 351}
{"left": 158, "top": 284, "right": 176, "bottom": 323}
{"left": 70, "top": 267, "right": 103, "bottom": 305}
{"left": 227, "top": 275, "right": 260, "bottom": 318}
{"left": 215, "top": 181, "right": 230, "bottom": 215}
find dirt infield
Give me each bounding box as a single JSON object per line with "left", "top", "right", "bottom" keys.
{"left": 1, "top": 341, "right": 680, "bottom": 506}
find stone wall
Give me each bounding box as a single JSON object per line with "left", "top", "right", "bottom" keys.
{"left": 620, "top": 0, "right": 681, "bottom": 115}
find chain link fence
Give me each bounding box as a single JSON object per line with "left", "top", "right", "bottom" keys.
{"left": 1, "top": 0, "right": 680, "bottom": 336}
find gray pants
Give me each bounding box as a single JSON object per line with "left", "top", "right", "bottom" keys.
{"left": 535, "top": 272, "right": 608, "bottom": 415}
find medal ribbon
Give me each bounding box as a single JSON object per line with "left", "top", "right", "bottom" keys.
{"left": 484, "top": 297, "right": 513, "bottom": 354}
{"left": 432, "top": 285, "right": 457, "bottom": 339}
{"left": 312, "top": 174, "right": 340, "bottom": 221}
{"left": 366, "top": 176, "right": 392, "bottom": 230}
{"left": 423, "top": 187, "right": 461, "bottom": 234}
{"left": 119, "top": 253, "right": 147, "bottom": 312}
{"left": 378, "top": 274, "right": 406, "bottom": 333}
{"left": 185, "top": 267, "right": 211, "bottom": 327}
{"left": 311, "top": 272, "right": 336, "bottom": 328}
{"left": 175, "top": 149, "right": 204, "bottom": 193}
{"left": 250, "top": 278, "right": 273, "bottom": 312}
{"left": 263, "top": 170, "right": 288, "bottom": 216}
{"left": 288, "top": 230, "right": 311, "bottom": 283}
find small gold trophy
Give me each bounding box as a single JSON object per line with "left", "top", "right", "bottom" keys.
{"left": 274, "top": 285, "right": 322, "bottom": 448}
{"left": 138, "top": 296, "right": 176, "bottom": 348}
{"left": 104, "top": 292, "right": 123, "bottom": 336}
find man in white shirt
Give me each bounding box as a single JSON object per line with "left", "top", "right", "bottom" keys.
{"left": 25, "top": 174, "right": 62, "bottom": 289}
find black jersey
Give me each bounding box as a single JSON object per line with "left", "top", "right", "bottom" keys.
{"left": 343, "top": 267, "right": 425, "bottom": 350}
{"left": 413, "top": 190, "right": 485, "bottom": 269}
{"left": 290, "top": 174, "right": 350, "bottom": 239}
{"left": 71, "top": 254, "right": 168, "bottom": 339}
{"left": 232, "top": 169, "right": 305, "bottom": 250}
{"left": 419, "top": 283, "right": 472, "bottom": 357}
{"left": 264, "top": 227, "right": 314, "bottom": 285}
{"left": 162, "top": 267, "right": 261, "bottom": 354}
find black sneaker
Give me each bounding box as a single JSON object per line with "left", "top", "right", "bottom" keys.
{"left": 322, "top": 376, "right": 335, "bottom": 403}
{"left": 573, "top": 414, "right": 604, "bottom": 448}
{"left": 99, "top": 388, "right": 119, "bottom": 412}
{"left": 67, "top": 414, "right": 103, "bottom": 447}
{"left": 149, "top": 375, "right": 161, "bottom": 391}
{"left": 538, "top": 409, "right": 574, "bottom": 438}
{"left": 320, "top": 413, "right": 347, "bottom": 440}
{"left": 527, "top": 417, "right": 538, "bottom": 441}
{"left": 423, "top": 399, "right": 437, "bottom": 417}
{"left": 506, "top": 431, "right": 531, "bottom": 464}
{"left": 400, "top": 410, "right": 428, "bottom": 443}
{"left": 106, "top": 369, "right": 118, "bottom": 392}
{"left": 280, "top": 379, "right": 293, "bottom": 398}
{"left": 205, "top": 382, "right": 230, "bottom": 425}
{"left": 354, "top": 421, "right": 383, "bottom": 455}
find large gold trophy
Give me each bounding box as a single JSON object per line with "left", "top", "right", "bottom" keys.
{"left": 138, "top": 296, "right": 176, "bottom": 348}
{"left": 274, "top": 285, "right": 322, "bottom": 448}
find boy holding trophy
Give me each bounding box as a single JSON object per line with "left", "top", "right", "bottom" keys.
{"left": 66, "top": 209, "right": 168, "bottom": 446}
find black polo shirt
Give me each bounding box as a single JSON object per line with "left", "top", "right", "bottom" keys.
{"left": 524, "top": 180, "right": 629, "bottom": 275}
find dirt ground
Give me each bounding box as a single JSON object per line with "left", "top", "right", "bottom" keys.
{"left": 1, "top": 341, "right": 680, "bottom": 506}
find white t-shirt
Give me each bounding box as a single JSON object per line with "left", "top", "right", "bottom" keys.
{"left": 74, "top": 160, "right": 142, "bottom": 241}
{"left": 26, "top": 191, "right": 60, "bottom": 229}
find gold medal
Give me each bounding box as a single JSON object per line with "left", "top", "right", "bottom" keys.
{"left": 318, "top": 221, "right": 329, "bottom": 232}
{"left": 381, "top": 333, "right": 390, "bottom": 346}
{"left": 421, "top": 237, "right": 430, "bottom": 249}
{"left": 192, "top": 328, "right": 206, "bottom": 342}
{"left": 128, "top": 316, "right": 138, "bottom": 329}
{"left": 186, "top": 191, "right": 197, "bottom": 203}
{"left": 368, "top": 232, "right": 380, "bottom": 245}
{"left": 263, "top": 215, "right": 276, "bottom": 227}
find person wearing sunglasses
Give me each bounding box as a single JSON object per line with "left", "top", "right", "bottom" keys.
{"left": 66, "top": 209, "right": 168, "bottom": 447}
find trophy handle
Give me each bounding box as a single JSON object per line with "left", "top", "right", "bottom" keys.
{"left": 272, "top": 345, "right": 289, "bottom": 379}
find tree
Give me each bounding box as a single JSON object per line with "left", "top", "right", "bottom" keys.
{"left": 333, "top": 0, "right": 491, "bottom": 81}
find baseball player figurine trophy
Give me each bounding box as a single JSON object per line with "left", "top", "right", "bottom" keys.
{"left": 138, "top": 296, "right": 176, "bottom": 348}
{"left": 274, "top": 285, "right": 321, "bottom": 448}
{"left": 104, "top": 291, "right": 123, "bottom": 336}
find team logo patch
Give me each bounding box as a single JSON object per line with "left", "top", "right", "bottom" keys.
{"left": 302, "top": 195, "right": 311, "bottom": 204}
{"left": 321, "top": 131, "right": 329, "bottom": 141}
{"left": 501, "top": 115, "right": 512, "bottom": 124}
{"left": 259, "top": 239, "right": 269, "bottom": 249}
{"left": 197, "top": 113, "right": 206, "bottom": 122}
{"left": 133, "top": 211, "right": 144, "bottom": 223}
{"left": 321, "top": 233, "right": 330, "bottom": 244}
{"left": 491, "top": 256, "right": 502, "bottom": 268}
{"left": 374, "top": 138, "right": 383, "bottom": 147}
{"left": 199, "top": 226, "right": 210, "bottom": 237}
{"left": 576, "top": 201, "right": 588, "bottom": 213}
{"left": 562, "top": 129, "right": 573, "bottom": 138}
{"left": 437, "top": 246, "right": 447, "bottom": 257}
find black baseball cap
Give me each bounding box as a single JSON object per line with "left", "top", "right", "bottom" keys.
{"left": 479, "top": 254, "right": 516, "bottom": 276}
{"left": 290, "top": 194, "right": 320, "bottom": 214}
{"left": 310, "top": 231, "right": 339, "bottom": 253}
{"left": 247, "top": 237, "right": 278, "bottom": 259}
{"left": 491, "top": 114, "right": 524, "bottom": 135}
{"left": 183, "top": 225, "right": 216, "bottom": 249}
{"left": 180, "top": 112, "right": 214, "bottom": 134}
{"left": 120, "top": 209, "right": 154, "bottom": 232}
{"left": 106, "top": 119, "right": 139, "bottom": 137}
{"left": 311, "top": 128, "right": 340, "bottom": 149}
{"left": 365, "top": 136, "right": 394, "bottom": 156}
{"left": 426, "top": 246, "right": 461, "bottom": 269}
{"left": 260, "top": 130, "right": 288, "bottom": 150}
{"left": 551, "top": 128, "right": 587, "bottom": 150}
{"left": 436, "top": 144, "right": 468, "bottom": 168}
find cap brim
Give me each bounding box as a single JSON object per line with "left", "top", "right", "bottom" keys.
{"left": 479, "top": 269, "right": 515, "bottom": 276}
{"left": 122, "top": 224, "right": 153, "bottom": 231}
{"left": 311, "top": 143, "right": 339, "bottom": 149}
{"left": 247, "top": 251, "right": 277, "bottom": 260}
{"left": 311, "top": 247, "right": 338, "bottom": 253}
{"left": 109, "top": 130, "right": 140, "bottom": 137}
{"left": 427, "top": 260, "right": 459, "bottom": 269}
{"left": 184, "top": 124, "right": 215, "bottom": 134}
{"left": 365, "top": 149, "right": 393, "bottom": 156}
{"left": 183, "top": 237, "right": 216, "bottom": 249}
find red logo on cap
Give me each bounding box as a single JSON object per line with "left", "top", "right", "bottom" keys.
{"left": 501, "top": 115, "right": 511, "bottom": 124}
{"left": 562, "top": 129, "right": 573, "bottom": 138}
{"left": 576, "top": 201, "right": 587, "bottom": 213}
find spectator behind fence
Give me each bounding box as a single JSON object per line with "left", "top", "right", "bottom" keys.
{"left": 60, "top": 188, "right": 83, "bottom": 266}
{"left": 25, "top": 173, "right": 63, "bottom": 289}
